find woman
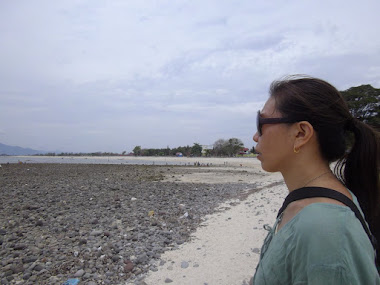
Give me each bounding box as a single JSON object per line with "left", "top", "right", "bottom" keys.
{"left": 251, "top": 76, "right": 379, "bottom": 284}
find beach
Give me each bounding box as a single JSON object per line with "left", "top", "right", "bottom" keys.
{"left": 0, "top": 157, "right": 286, "bottom": 284}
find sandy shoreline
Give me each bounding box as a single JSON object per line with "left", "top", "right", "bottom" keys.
{"left": 139, "top": 171, "right": 285, "bottom": 285}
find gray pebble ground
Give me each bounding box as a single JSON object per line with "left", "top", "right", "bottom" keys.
{"left": 0, "top": 164, "right": 253, "bottom": 284}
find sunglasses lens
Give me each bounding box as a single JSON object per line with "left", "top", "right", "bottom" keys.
{"left": 257, "top": 111, "right": 261, "bottom": 136}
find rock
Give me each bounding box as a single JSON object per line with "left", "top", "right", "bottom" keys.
{"left": 164, "top": 278, "right": 173, "bottom": 283}
{"left": 74, "top": 269, "right": 85, "bottom": 277}
{"left": 79, "top": 239, "right": 87, "bottom": 245}
{"left": 22, "top": 272, "right": 32, "bottom": 280}
{"left": 91, "top": 218, "right": 99, "bottom": 224}
{"left": 3, "top": 270, "right": 13, "bottom": 277}
{"left": 13, "top": 244, "right": 27, "bottom": 250}
{"left": 10, "top": 264, "right": 24, "bottom": 274}
{"left": 22, "top": 256, "right": 38, "bottom": 264}
{"left": 48, "top": 276, "right": 60, "bottom": 283}
{"left": 135, "top": 253, "right": 148, "bottom": 265}
{"left": 252, "top": 248, "right": 260, "bottom": 254}
{"left": 181, "top": 261, "right": 189, "bottom": 269}
{"left": 33, "top": 264, "right": 44, "bottom": 272}
{"left": 0, "top": 229, "right": 6, "bottom": 235}
{"left": 124, "top": 260, "right": 134, "bottom": 272}
{"left": 90, "top": 230, "right": 103, "bottom": 236}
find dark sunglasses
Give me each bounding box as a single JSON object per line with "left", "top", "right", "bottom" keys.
{"left": 256, "top": 111, "right": 298, "bottom": 136}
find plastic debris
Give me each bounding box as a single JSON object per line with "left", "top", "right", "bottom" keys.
{"left": 63, "top": 279, "right": 80, "bottom": 285}
{"left": 131, "top": 197, "right": 137, "bottom": 201}
{"left": 179, "top": 212, "right": 189, "bottom": 219}
{"left": 148, "top": 210, "right": 154, "bottom": 217}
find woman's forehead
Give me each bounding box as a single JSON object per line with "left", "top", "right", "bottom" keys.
{"left": 261, "top": 98, "right": 279, "bottom": 116}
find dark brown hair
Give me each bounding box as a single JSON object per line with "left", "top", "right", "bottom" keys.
{"left": 270, "top": 75, "right": 380, "bottom": 258}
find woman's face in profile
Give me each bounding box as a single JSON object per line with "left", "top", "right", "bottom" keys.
{"left": 253, "top": 98, "right": 294, "bottom": 173}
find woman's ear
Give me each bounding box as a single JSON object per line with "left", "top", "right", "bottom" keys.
{"left": 293, "top": 121, "right": 314, "bottom": 150}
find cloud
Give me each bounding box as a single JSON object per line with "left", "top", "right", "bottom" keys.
{"left": 0, "top": 0, "right": 379, "bottom": 152}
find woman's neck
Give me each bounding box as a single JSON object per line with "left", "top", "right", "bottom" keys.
{"left": 281, "top": 161, "right": 332, "bottom": 192}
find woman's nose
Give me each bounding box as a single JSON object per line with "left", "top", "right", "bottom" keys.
{"left": 253, "top": 132, "right": 259, "bottom": 142}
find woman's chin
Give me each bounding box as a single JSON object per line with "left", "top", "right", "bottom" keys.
{"left": 260, "top": 161, "right": 277, "bottom": 173}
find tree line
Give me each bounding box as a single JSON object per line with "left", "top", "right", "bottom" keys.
{"left": 132, "top": 137, "right": 250, "bottom": 157}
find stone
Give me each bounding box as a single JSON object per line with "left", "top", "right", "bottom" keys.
{"left": 23, "top": 272, "right": 32, "bottom": 280}
{"left": 33, "top": 264, "right": 44, "bottom": 272}
{"left": 79, "top": 239, "right": 87, "bottom": 245}
{"left": 124, "top": 260, "right": 134, "bottom": 272}
{"left": 11, "top": 264, "right": 25, "bottom": 274}
{"left": 91, "top": 219, "right": 99, "bottom": 224}
{"left": 135, "top": 253, "right": 148, "bottom": 264}
{"left": 74, "top": 269, "right": 85, "bottom": 277}
{"left": 164, "top": 278, "right": 173, "bottom": 283}
{"left": 13, "top": 244, "right": 27, "bottom": 250}
{"left": 181, "top": 261, "right": 189, "bottom": 269}
{"left": 22, "top": 256, "right": 38, "bottom": 264}
{"left": 252, "top": 248, "right": 260, "bottom": 254}
{"left": 90, "top": 230, "right": 103, "bottom": 236}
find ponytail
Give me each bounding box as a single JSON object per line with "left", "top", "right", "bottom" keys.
{"left": 335, "top": 119, "right": 380, "bottom": 260}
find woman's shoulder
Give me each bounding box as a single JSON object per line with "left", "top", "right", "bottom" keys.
{"left": 287, "top": 202, "right": 373, "bottom": 252}
{"left": 279, "top": 199, "right": 354, "bottom": 234}
{"left": 292, "top": 202, "right": 359, "bottom": 232}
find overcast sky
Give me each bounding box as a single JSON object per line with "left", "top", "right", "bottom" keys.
{"left": 1, "top": 0, "right": 379, "bottom": 153}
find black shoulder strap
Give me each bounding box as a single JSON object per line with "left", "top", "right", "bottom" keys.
{"left": 277, "top": 187, "right": 377, "bottom": 252}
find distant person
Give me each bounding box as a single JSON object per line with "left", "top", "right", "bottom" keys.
{"left": 251, "top": 76, "right": 379, "bottom": 284}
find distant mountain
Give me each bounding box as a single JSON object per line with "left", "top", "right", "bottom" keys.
{"left": 0, "top": 143, "right": 48, "bottom": 155}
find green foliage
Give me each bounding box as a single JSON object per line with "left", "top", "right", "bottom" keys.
{"left": 341, "top": 84, "right": 380, "bottom": 129}
{"left": 133, "top": 145, "right": 142, "bottom": 156}
{"left": 212, "top": 138, "right": 245, "bottom": 157}
{"left": 191, "top": 143, "right": 203, "bottom": 157}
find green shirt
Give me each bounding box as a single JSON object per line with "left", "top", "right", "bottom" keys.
{"left": 252, "top": 195, "right": 379, "bottom": 285}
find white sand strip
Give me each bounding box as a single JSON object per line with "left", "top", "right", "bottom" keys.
{"left": 138, "top": 173, "right": 286, "bottom": 285}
